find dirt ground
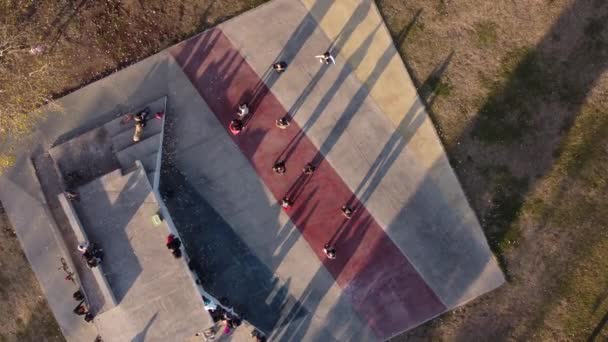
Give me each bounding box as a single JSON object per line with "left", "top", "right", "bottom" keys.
{"left": 0, "top": 205, "right": 63, "bottom": 342}
{"left": 377, "top": 0, "right": 608, "bottom": 340}
{"left": 1, "top": 0, "right": 607, "bottom": 341}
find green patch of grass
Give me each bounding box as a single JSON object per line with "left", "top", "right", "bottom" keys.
{"left": 521, "top": 196, "right": 546, "bottom": 218}
{"left": 520, "top": 105, "right": 608, "bottom": 339}
{"left": 421, "top": 74, "right": 453, "bottom": 99}
{"left": 474, "top": 20, "right": 498, "bottom": 48}
{"left": 557, "top": 109, "right": 608, "bottom": 180}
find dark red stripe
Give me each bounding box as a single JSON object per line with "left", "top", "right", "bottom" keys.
{"left": 169, "top": 28, "right": 446, "bottom": 338}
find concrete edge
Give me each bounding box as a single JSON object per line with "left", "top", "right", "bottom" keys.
{"left": 57, "top": 193, "right": 118, "bottom": 308}
{"left": 299, "top": 0, "right": 506, "bottom": 306}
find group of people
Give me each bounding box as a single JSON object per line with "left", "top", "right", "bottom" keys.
{"left": 196, "top": 296, "right": 254, "bottom": 340}
{"left": 166, "top": 233, "right": 182, "bottom": 258}
{"left": 72, "top": 290, "right": 94, "bottom": 323}
{"left": 78, "top": 241, "right": 103, "bottom": 268}
{"left": 228, "top": 51, "right": 347, "bottom": 260}
{"left": 131, "top": 107, "right": 164, "bottom": 143}
{"left": 228, "top": 51, "right": 335, "bottom": 136}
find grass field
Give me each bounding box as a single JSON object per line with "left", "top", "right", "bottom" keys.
{"left": 0, "top": 0, "right": 607, "bottom": 340}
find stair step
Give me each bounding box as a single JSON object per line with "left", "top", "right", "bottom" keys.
{"left": 111, "top": 118, "right": 163, "bottom": 153}
{"left": 103, "top": 114, "right": 133, "bottom": 137}
{"left": 115, "top": 134, "right": 161, "bottom": 173}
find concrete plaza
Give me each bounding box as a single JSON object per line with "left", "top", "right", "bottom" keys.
{"left": 0, "top": 0, "right": 504, "bottom": 341}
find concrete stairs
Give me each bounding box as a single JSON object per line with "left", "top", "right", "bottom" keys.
{"left": 102, "top": 97, "right": 166, "bottom": 185}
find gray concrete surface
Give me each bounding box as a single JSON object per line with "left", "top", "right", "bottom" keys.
{"left": 0, "top": 157, "right": 99, "bottom": 341}
{"left": 0, "top": 51, "right": 171, "bottom": 341}
{"left": 58, "top": 193, "right": 117, "bottom": 308}
{"left": 75, "top": 164, "right": 213, "bottom": 341}
{"left": 162, "top": 58, "right": 372, "bottom": 341}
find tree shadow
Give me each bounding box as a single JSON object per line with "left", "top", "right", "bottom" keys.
{"left": 398, "top": 0, "right": 608, "bottom": 339}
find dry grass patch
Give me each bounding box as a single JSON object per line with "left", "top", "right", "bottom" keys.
{"left": 379, "top": 0, "right": 608, "bottom": 340}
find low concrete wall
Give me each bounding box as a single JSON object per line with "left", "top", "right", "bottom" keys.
{"left": 58, "top": 193, "right": 117, "bottom": 308}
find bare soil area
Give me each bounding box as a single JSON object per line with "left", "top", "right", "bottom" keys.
{"left": 0, "top": 205, "right": 63, "bottom": 342}
{"left": 377, "top": 0, "right": 608, "bottom": 340}
{"left": 1, "top": 0, "right": 607, "bottom": 341}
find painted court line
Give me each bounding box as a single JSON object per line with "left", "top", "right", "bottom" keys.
{"left": 169, "top": 28, "right": 446, "bottom": 338}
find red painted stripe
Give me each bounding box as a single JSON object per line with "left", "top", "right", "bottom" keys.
{"left": 169, "top": 28, "right": 446, "bottom": 338}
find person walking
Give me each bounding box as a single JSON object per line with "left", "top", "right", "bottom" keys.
{"left": 315, "top": 52, "right": 335, "bottom": 65}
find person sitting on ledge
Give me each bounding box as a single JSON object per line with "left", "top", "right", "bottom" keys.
{"left": 78, "top": 242, "right": 103, "bottom": 268}
{"left": 273, "top": 160, "right": 286, "bottom": 174}
{"left": 65, "top": 190, "right": 79, "bottom": 201}
{"left": 276, "top": 117, "right": 290, "bottom": 129}
{"left": 229, "top": 119, "right": 244, "bottom": 135}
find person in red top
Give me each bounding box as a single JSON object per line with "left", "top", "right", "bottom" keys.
{"left": 281, "top": 197, "right": 293, "bottom": 209}
{"left": 229, "top": 119, "right": 243, "bottom": 135}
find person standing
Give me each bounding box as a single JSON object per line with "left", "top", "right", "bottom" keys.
{"left": 315, "top": 52, "right": 335, "bottom": 65}
{"left": 323, "top": 244, "right": 336, "bottom": 259}
{"left": 272, "top": 61, "right": 287, "bottom": 73}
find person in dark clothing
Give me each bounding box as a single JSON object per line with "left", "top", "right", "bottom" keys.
{"left": 84, "top": 312, "right": 94, "bottom": 323}
{"left": 341, "top": 205, "right": 354, "bottom": 219}
{"left": 79, "top": 242, "right": 102, "bottom": 268}
{"left": 73, "top": 301, "right": 87, "bottom": 315}
{"left": 272, "top": 61, "right": 287, "bottom": 73}
{"left": 281, "top": 197, "right": 293, "bottom": 209}
{"left": 303, "top": 163, "right": 316, "bottom": 175}
{"left": 86, "top": 257, "right": 100, "bottom": 268}
{"left": 273, "top": 161, "right": 286, "bottom": 174}
{"left": 73, "top": 290, "right": 84, "bottom": 301}
{"left": 166, "top": 234, "right": 181, "bottom": 251}
{"left": 251, "top": 329, "right": 267, "bottom": 342}
{"left": 134, "top": 108, "right": 149, "bottom": 126}
{"left": 172, "top": 248, "right": 182, "bottom": 259}
{"left": 323, "top": 244, "right": 336, "bottom": 259}
{"left": 276, "top": 117, "right": 290, "bottom": 129}
{"left": 65, "top": 190, "right": 78, "bottom": 201}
